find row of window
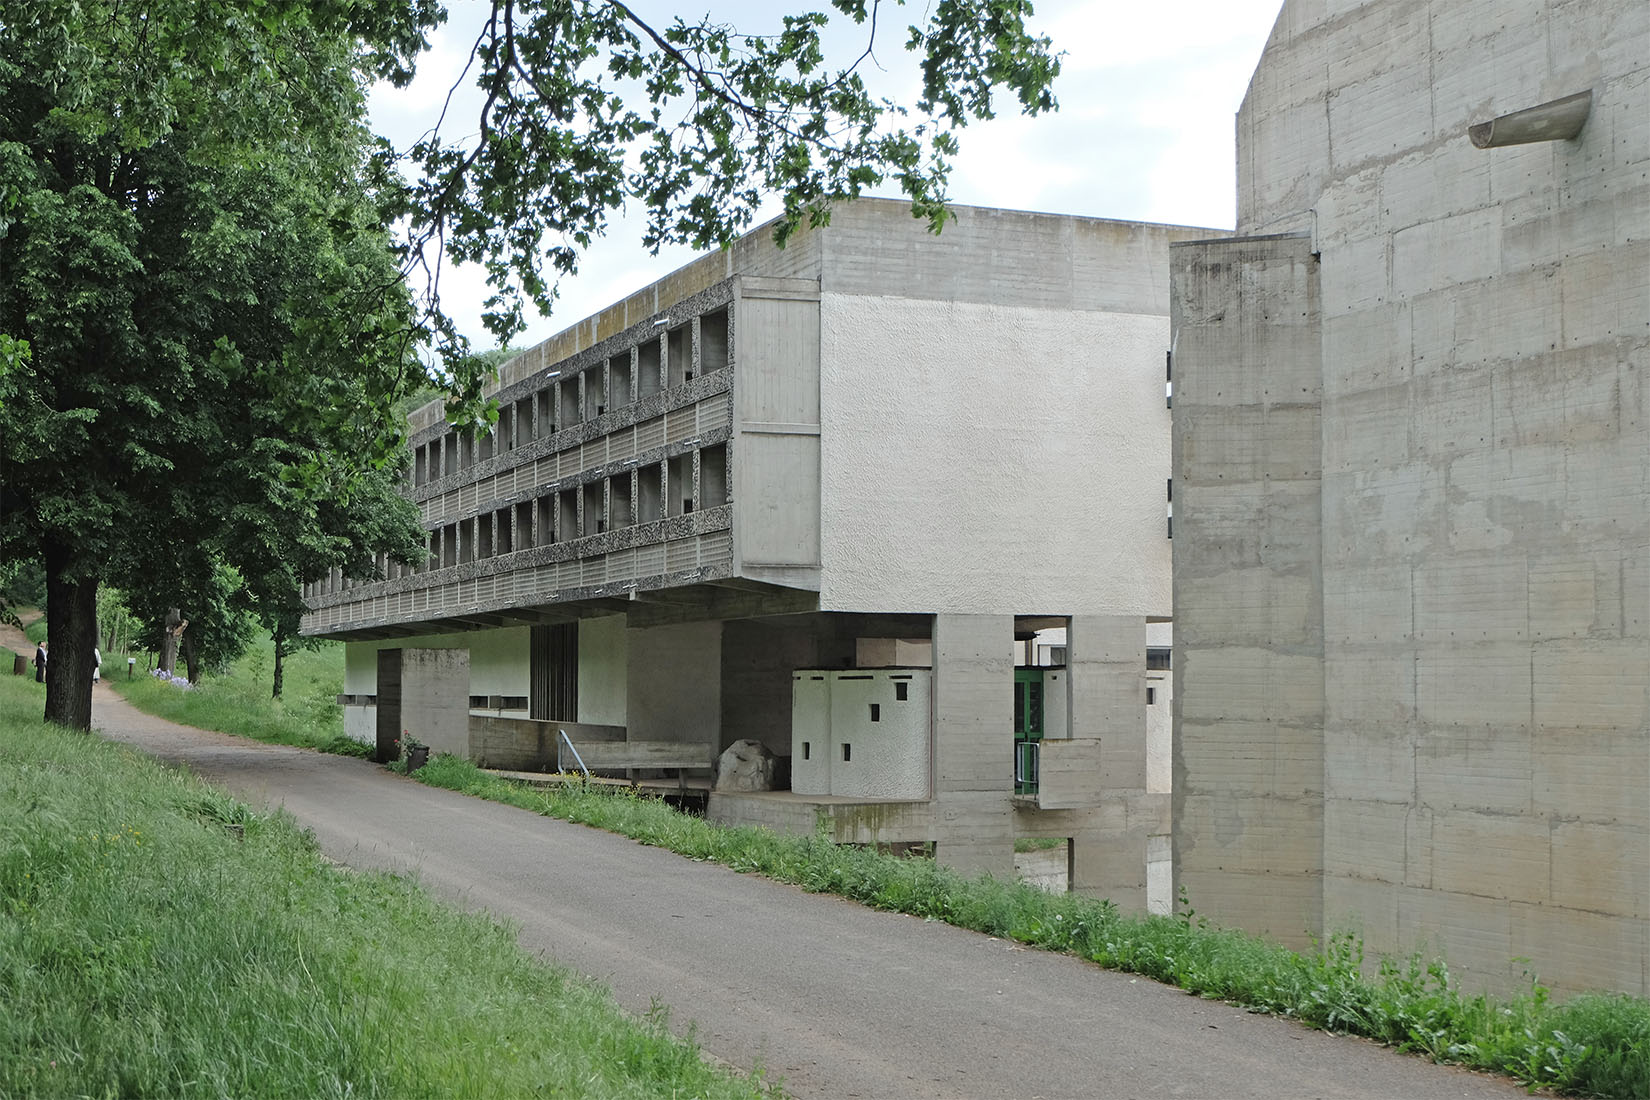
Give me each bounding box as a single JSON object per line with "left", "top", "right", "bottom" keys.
{"left": 306, "top": 444, "right": 729, "bottom": 598}
{"left": 411, "top": 309, "right": 730, "bottom": 488}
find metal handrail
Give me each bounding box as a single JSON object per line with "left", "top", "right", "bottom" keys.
{"left": 557, "top": 729, "right": 591, "bottom": 778}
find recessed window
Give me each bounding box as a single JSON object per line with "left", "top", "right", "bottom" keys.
{"left": 700, "top": 443, "right": 727, "bottom": 509}
{"left": 700, "top": 309, "right": 729, "bottom": 374}
{"left": 667, "top": 323, "right": 691, "bottom": 387}
{"left": 802, "top": 741, "right": 811, "bottom": 761}
{"left": 869, "top": 704, "right": 880, "bottom": 722}
{"left": 638, "top": 338, "right": 662, "bottom": 399}
{"left": 842, "top": 743, "right": 852, "bottom": 763}
{"left": 895, "top": 682, "right": 908, "bottom": 701}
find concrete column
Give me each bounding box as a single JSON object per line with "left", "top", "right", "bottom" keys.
{"left": 401, "top": 647, "right": 471, "bottom": 757}
{"left": 931, "top": 613, "right": 1014, "bottom": 880}
{"left": 1066, "top": 614, "right": 1160, "bottom": 909}
{"left": 1170, "top": 234, "right": 1324, "bottom": 946}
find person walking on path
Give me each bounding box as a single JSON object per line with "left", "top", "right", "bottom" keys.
{"left": 92, "top": 646, "right": 101, "bottom": 684}
{"left": 33, "top": 639, "right": 46, "bottom": 683}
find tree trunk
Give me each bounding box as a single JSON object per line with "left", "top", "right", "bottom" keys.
{"left": 182, "top": 631, "right": 201, "bottom": 684}
{"left": 42, "top": 540, "right": 97, "bottom": 730}
{"left": 272, "top": 630, "right": 286, "bottom": 699}
{"left": 159, "top": 607, "right": 181, "bottom": 675}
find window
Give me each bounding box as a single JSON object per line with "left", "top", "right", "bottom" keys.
{"left": 530, "top": 623, "right": 578, "bottom": 722}
{"left": 700, "top": 443, "right": 727, "bottom": 508}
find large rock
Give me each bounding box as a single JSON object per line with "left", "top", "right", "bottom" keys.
{"left": 715, "top": 739, "right": 777, "bottom": 792}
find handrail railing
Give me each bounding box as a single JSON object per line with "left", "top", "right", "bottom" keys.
{"left": 556, "top": 729, "right": 591, "bottom": 778}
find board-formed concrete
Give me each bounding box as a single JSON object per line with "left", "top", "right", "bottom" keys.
{"left": 1172, "top": 0, "right": 1648, "bottom": 995}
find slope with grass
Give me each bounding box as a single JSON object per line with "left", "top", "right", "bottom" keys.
{"left": 110, "top": 636, "right": 363, "bottom": 757}
{"left": 0, "top": 675, "right": 774, "bottom": 1099}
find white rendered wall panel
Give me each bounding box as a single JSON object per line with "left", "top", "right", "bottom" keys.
{"left": 790, "top": 672, "right": 832, "bottom": 795}
{"left": 817, "top": 295, "right": 1171, "bottom": 617}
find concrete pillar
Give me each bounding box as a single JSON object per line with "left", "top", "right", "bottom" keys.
{"left": 1170, "top": 234, "right": 1324, "bottom": 946}
{"left": 1066, "top": 615, "right": 1160, "bottom": 909}
{"left": 931, "top": 613, "right": 1014, "bottom": 879}
{"left": 400, "top": 647, "right": 471, "bottom": 757}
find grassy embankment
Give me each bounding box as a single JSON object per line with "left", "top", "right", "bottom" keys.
{"left": 111, "top": 636, "right": 368, "bottom": 757}
{"left": 0, "top": 672, "right": 775, "bottom": 1099}
{"left": 112, "top": 638, "right": 1649, "bottom": 1098}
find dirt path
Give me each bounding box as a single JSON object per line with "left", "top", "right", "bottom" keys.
{"left": 1, "top": 607, "right": 42, "bottom": 668}
{"left": 90, "top": 689, "right": 1525, "bottom": 1100}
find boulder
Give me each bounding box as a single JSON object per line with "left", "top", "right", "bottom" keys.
{"left": 715, "top": 739, "right": 777, "bottom": 792}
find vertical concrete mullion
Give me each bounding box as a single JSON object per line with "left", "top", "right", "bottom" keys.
{"left": 690, "top": 314, "right": 702, "bottom": 379}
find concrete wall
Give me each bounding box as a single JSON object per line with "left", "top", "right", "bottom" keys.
{"left": 1175, "top": 0, "right": 1649, "bottom": 994}
{"left": 344, "top": 628, "right": 529, "bottom": 699}
{"left": 1172, "top": 233, "right": 1326, "bottom": 948}
{"left": 733, "top": 281, "right": 822, "bottom": 586}
{"left": 931, "top": 614, "right": 1015, "bottom": 878}
{"left": 578, "top": 614, "right": 628, "bottom": 726}
{"left": 400, "top": 648, "right": 470, "bottom": 756}
{"left": 721, "top": 618, "right": 822, "bottom": 757}
{"left": 626, "top": 620, "right": 722, "bottom": 745}
{"left": 818, "top": 294, "right": 1174, "bottom": 617}
{"left": 789, "top": 670, "right": 930, "bottom": 799}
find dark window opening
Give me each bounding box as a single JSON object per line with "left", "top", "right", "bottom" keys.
{"left": 530, "top": 622, "right": 578, "bottom": 722}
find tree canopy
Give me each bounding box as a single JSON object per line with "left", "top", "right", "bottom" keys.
{"left": 0, "top": 0, "right": 1059, "bottom": 728}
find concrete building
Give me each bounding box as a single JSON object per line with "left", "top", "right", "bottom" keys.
{"left": 304, "top": 199, "right": 1211, "bottom": 905}
{"left": 1170, "top": 1, "right": 1647, "bottom": 994}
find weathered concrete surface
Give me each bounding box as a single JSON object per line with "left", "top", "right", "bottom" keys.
{"left": 94, "top": 689, "right": 1524, "bottom": 1099}
{"left": 1172, "top": 233, "right": 1326, "bottom": 949}
{"left": 1173, "top": 0, "right": 1649, "bottom": 995}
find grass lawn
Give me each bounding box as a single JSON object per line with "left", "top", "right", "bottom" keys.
{"left": 0, "top": 673, "right": 775, "bottom": 1099}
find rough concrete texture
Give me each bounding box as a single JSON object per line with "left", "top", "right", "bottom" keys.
{"left": 818, "top": 293, "right": 1174, "bottom": 618}
{"left": 1172, "top": 233, "right": 1326, "bottom": 949}
{"left": 398, "top": 648, "right": 470, "bottom": 757}
{"left": 931, "top": 614, "right": 1015, "bottom": 879}
{"left": 1173, "top": 0, "right": 1648, "bottom": 994}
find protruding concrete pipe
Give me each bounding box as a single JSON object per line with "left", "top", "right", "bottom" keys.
{"left": 1468, "top": 89, "right": 1593, "bottom": 148}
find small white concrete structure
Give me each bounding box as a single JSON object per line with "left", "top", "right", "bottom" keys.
{"left": 790, "top": 669, "right": 929, "bottom": 799}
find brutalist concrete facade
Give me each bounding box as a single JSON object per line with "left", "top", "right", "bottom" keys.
{"left": 1171, "top": 0, "right": 1648, "bottom": 994}
{"left": 305, "top": 200, "right": 1213, "bottom": 903}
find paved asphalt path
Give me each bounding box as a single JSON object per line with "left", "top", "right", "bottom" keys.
{"left": 93, "top": 687, "right": 1525, "bottom": 1100}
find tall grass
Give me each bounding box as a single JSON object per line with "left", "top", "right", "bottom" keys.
{"left": 0, "top": 675, "right": 774, "bottom": 1099}
{"left": 408, "top": 754, "right": 1648, "bottom": 1099}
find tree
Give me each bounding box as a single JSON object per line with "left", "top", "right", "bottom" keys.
{"left": 394, "top": 0, "right": 1059, "bottom": 368}
{"left": 229, "top": 445, "right": 425, "bottom": 698}
{"left": 0, "top": 0, "right": 1059, "bottom": 729}
{"left": 0, "top": 0, "right": 432, "bottom": 726}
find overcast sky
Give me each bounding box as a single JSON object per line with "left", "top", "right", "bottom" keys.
{"left": 368, "top": 0, "right": 1284, "bottom": 351}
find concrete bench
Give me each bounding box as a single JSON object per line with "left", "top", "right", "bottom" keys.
{"left": 557, "top": 736, "right": 714, "bottom": 787}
